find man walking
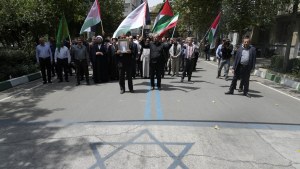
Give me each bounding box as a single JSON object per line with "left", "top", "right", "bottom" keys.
{"left": 150, "top": 36, "right": 164, "bottom": 90}
{"left": 169, "top": 38, "right": 181, "bottom": 77}
{"left": 71, "top": 38, "right": 90, "bottom": 86}
{"left": 217, "top": 39, "right": 232, "bottom": 81}
{"left": 55, "top": 42, "right": 71, "bottom": 82}
{"left": 225, "top": 36, "right": 256, "bottom": 97}
{"left": 181, "top": 37, "right": 196, "bottom": 82}
{"left": 36, "top": 37, "right": 53, "bottom": 84}
{"left": 116, "top": 36, "right": 134, "bottom": 94}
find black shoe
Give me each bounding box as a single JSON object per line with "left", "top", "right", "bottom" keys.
{"left": 58, "top": 80, "right": 63, "bottom": 83}
{"left": 86, "top": 81, "right": 90, "bottom": 85}
{"left": 120, "top": 90, "right": 125, "bottom": 94}
{"left": 43, "top": 81, "right": 47, "bottom": 84}
{"left": 216, "top": 76, "right": 220, "bottom": 79}
{"left": 157, "top": 87, "right": 161, "bottom": 90}
{"left": 238, "top": 88, "right": 243, "bottom": 92}
{"left": 48, "top": 80, "right": 52, "bottom": 83}
{"left": 65, "top": 79, "right": 69, "bottom": 82}
{"left": 244, "top": 93, "right": 251, "bottom": 98}
{"left": 180, "top": 79, "right": 183, "bottom": 82}
{"left": 76, "top": 82, "right": 80, "bottom": 86}
{"left": 151, "top": 86, "right": 155, "bottom": 90}
{"left": 188, "top": 78, "right": 191, "bottom": 82}
{"left": 130, "top": 90, "right": 134, "bottom": 93}
{"left": 225, "top": 91, "right": 234, "bottom": 95}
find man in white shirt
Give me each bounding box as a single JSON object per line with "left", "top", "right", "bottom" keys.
{"left": 181, "top": 37, "right": 196, "bottom": 82}
{"left": 55, "top": 42, "right": 71, "bottom": 82}
{"left": 169, "top": 38, "right": 181, "bottom": 77}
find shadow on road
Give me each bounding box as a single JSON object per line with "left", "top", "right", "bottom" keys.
{"left": 0, "top": 78, "right": 89, "bottom": 168}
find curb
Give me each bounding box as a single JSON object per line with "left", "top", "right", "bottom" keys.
{"left": 253, "top": 69, "right": 300, "bottom": 91}
{"left": 0, "top": 72, "right": 41, "bottom": 92}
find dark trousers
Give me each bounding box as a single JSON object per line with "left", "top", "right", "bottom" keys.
{"left": 181, "top": 58, "right": 194, "bottom": 80}
{"left": 51, "top": 62, "right": 56, "bottom": 76}
{"left": 193, "top": 54, "right": 199, "bottom": 71}
{"left": 205, "top": 52, "right": 210, "bottom": 60}
{"left": 137, "top": 59, "right": 143, "bottom": 77}
{"left": 229, "top": 64, "right": 251, "bottom": 94}
{"left": 119, "top": 64, "right": 133, "bottom": 91}
{"left": 150, "top": 62, "right": 162, "bottom": 88}
{"left": 75, "top": 60, "right": 89, "bottom": 84}
{"left": 39, "top": 57, "right": 52, "bottom": 83}
{"left": 57, "top": 58, "right": 69, "bottom": 81}
{"left": 132, "top": 59, "right": 136, "bottom": 78}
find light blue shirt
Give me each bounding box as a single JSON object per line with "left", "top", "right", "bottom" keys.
{"left": 241, "top": 48, "right": 250, "bottom": 65}
{"left": 36, "top": 44, "right": 52, "bottom": 63}
{"left": 216, "top": 44, "right": 222, "bottom": 58}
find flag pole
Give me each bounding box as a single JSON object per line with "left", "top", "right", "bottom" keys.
{"left": 171, "top": 26, "right": 176, "bottom": 38}
{"left": 100, "top": 22, "right": 105, "bottom": 36}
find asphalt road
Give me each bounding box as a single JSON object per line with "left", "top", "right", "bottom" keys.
{"left": 1, "top": 59, "right": 300, "bottom": 169}
{"left": 0, "top": 59, "right": 299, "bottom": 125}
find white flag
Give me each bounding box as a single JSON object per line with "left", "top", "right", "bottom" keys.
{"left": 113, "top": 2, "right": 147, "bottom": 38}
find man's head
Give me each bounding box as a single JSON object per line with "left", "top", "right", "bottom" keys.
{"left": 243, "top": 36, "right": 251, "bottom": 48}
{"left": 186, "top": 37, "right": 193, "bottom": 45}
{"left": 39, "top": 37, "right": 45, "bottom": 45}
{"left": 153, "top": 35, "right": 160, "bottom": 43}
{"left": 128, "top": 36, "right": 133, "bottom": 42}
{"left": 95, "top": 35, "right": 103, "bottom": 44}
{"left": 162, "top": 37, "right": 167, "bottom": 43}
{"left": 77, "top": 37, "right": 83, "bottom": 47}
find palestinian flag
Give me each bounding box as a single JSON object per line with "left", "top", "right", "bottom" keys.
{"left": 152, "top": 0, "right": 174, "bottom": 33}
{"left": 154, "top": 13, "right": 179, "bottom": 37}
{"left": 208, "top": 12, "right": 221, "bottom": 44}
{"left": 80, "top": 0, "right": 101, "bottom": 34}
{"left": 56, "top": 15, "right": 70, "bottom": 51}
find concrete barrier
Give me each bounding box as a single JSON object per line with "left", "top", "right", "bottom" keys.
{"left": 265, "top": 72, "right": 275, "bottom": 81}
{"left": 0, "top": 81, "right": 13, "bottom": 92}
{"left": 8, "top": 76, "right": 29, "bottom": 87}
{"left": 27, "top": 72, "right": 41, "bottom": 81}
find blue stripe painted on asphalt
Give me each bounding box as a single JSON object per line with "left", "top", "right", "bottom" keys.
{"left": 144, "top": 81, "right": 152, "bottom": 120}
{"left": 154, "top": 79, "right": 164, "bottom": 120}
{"left": 155, "top": 89, "right": 164, "bottom": 120}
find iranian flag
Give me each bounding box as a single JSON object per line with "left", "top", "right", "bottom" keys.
{"left": 154, "top": 13, "right": 179, "bottom": 37}
{"left": 80, "top": 0, "right": 101, "bottom": 34}
{"left": 208, "top": 12, "right": 221, "bottom": 44}
{"left": 152, "top": 0, "right": 174, "bottom": 33}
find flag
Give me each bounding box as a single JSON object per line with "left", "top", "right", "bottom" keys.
{"left": 153, "top": 13, "right": 179, "bottom": 37}
{"left": 80, "top": 0, "right": 101, "bottom": 34}
{"left": 113, "top": 1, "right": 148, "bottom": 38}
{"left": 152, "top": 0, "right": 174, "bottom": 32}
{"left": 208, "top": 12, "right": 221, "bottom": 45}
{"left": 56, "top": 15, "right": 70, "bottom": 50}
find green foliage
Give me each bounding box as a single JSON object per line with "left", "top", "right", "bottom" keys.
{"left": 0, "top": 49, "right": 38, "bottom": 81}
{"left": 173, "top": 0, "right": 221, "bottom": 38}
{"left": 287, "top": 58, "right": 300, "bottom": 77}
{"left": 270, "top": 55, "right": 284, "bottom": 72}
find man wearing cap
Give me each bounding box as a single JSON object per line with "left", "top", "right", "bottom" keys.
{"left": 91, "top": 35, "right": 108, "bottom": 83}
{"left": 217, "top": 39, "right": 232, "bottom": 81}
{"left": 36, "top": 37, "right": 53, "bottom": 84}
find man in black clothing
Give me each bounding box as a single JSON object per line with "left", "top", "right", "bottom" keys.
{"left": 116, "top": 36, "right": 134, "bottom": 94}
{"left": 225, "top": 36, "right": 256, "bottom": 98}
{"left": 161, "top": 37, "right": 172, "bottom": 78}
{"left": 150, "top": 36, "right": 164, "bottom": 90}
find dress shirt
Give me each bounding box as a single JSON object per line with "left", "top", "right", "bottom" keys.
{"left": 36, "top": 44, "right": 52, "bottom": 62}
{"left": 55, "top": 46, "right": 71, "bottom": 63}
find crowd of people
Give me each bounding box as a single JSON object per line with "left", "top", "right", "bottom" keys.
{"left": 35, "top": 35, "right": 255, "bottom": 97}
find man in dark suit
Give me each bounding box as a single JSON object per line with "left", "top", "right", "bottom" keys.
{"left": 225, "top": 36, "right": 256, "bottom": 98}
{"left": 116, "top": 36, "right": 134, "bottom": 94}
{"left": 150, "top": 35, "right": 164, "bottom": 90}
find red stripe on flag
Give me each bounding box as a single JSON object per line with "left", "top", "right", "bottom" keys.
{"left": 211, "top": 12, "right": 221, "bottom": 29}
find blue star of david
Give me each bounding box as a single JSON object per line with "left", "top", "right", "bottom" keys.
{"left": 88, "top": 129, "right": 194, "bottom": 169}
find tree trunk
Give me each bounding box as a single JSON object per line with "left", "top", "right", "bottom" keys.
{"left": 283, "top": 0, "right": 299, "bottom": 72}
